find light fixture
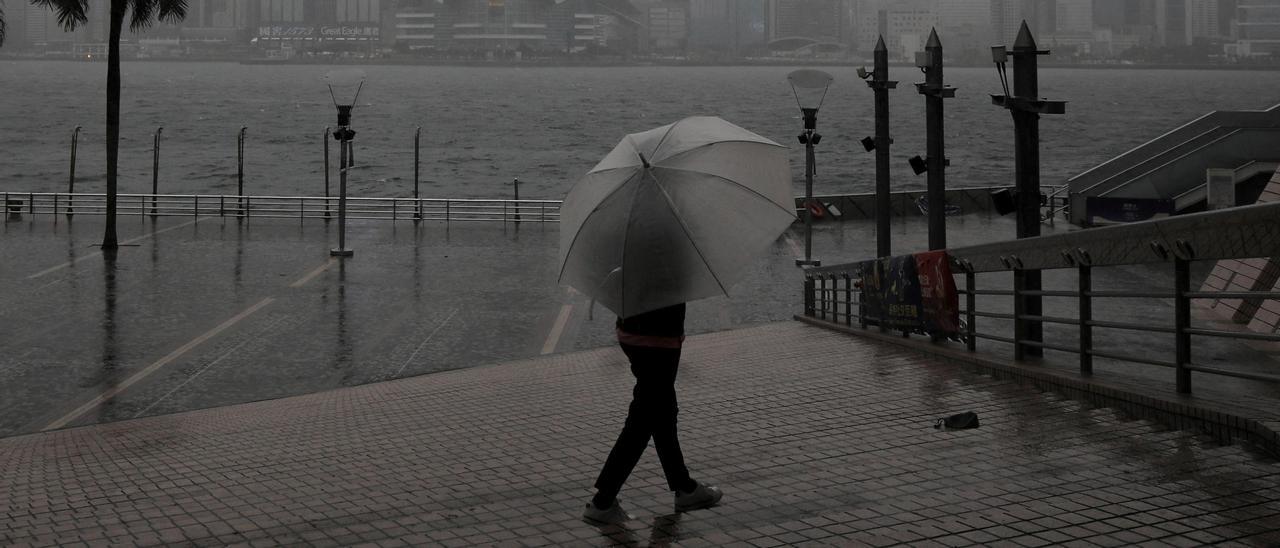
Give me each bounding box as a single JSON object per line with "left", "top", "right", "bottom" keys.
{"left": 909, "top": 155, "right": 928, "bottom": 175}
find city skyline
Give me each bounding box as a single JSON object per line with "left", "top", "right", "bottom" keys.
{"left": 2, "top": 0, "right": 1276, "bottom": 61}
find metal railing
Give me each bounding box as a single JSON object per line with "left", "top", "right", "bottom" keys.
{"left": 1, "top": 191, "right": 561, "bottom": 224}
{"left": 800, "top": 200, "right": 1280, "bottom": 395}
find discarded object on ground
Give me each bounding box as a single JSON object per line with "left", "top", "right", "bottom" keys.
{"left": 934, "top": 411, "right": 979, "bottom": 430}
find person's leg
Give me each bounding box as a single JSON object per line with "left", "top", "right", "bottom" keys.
{"left": 591, "top": 345, "right": 658, "bottom": 507}
{"left": 644, "top": 348, "right": 695, "bottom": 493}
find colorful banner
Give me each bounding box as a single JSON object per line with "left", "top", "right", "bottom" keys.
{"left": 856, "top": 251, "right": 959, "bottom": 336}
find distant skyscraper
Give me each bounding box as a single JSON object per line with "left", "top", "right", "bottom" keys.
{"left": 990, "top": 0, "right": 1031, "bottom": 42}
{"left": 852, "top": 0, "right": 934, "bottom": 57}
{"left": 1232, "top": 0, "right": 1280, "bottom": 56}
{"left": 687, "top": 0, "right": 766, "bottom": 52}
{"left": 767, "top": 0, "right": 848, "bottom": 43}
{"left": 646, "top": 2, "right": 689, "bottom": 51}
{"left": 1054, "top": 0, "right": 1092, "bottom": 33}
{"left": 1186, "top": 0, "right": 1221, "bottom": 41}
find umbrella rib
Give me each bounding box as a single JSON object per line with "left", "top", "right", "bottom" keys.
{"left": 556, "top": 171, "right": 642, "bottom": 284}
{"left": 657, "top": 166, "right": 798, "bottom": 219}
{"left": 647, "top": 169, "right": 732, "bottom": 298}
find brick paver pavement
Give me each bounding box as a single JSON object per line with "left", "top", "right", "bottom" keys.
{"left": 2, "top": 322, "right": 1279, "bottom": 547}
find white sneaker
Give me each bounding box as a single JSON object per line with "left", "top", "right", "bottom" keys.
{"left": 674, "top": 482, "right": 723, "bottom": 512}
{"left": 582, "top": 499, "right": 634, "bottom": 525}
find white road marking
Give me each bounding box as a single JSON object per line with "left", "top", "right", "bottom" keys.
{"left": 27, "top": 218, "right": 205, "bottom": 280}
{"left": 290, "top": 258, "right": 336, "bottom": 288}
{"left": 394, "top": 308, "right": 459, "bottom": 377}
{"left": 542, "top": 304, "right": 574, "bottom": 355}
{"left": 43, "top": 296, "right": 275, "bottom": 431}
{"left": 131, "top": 315, "right": 289, "bottom": 419}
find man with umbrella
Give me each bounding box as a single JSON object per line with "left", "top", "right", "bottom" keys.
{"left": 558, "top": 117, "right": 797, "bottom": 524}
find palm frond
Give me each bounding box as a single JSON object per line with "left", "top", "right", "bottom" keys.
{"left": 128, "top": 0, "right": 187, "bottom": 32}
{"left": 31, "top": 0, "right": 89, "bottom": 31}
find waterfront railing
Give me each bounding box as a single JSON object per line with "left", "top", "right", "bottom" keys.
{"left": 798, "top": 200, "right": 1280, "bottom": 395}
{"left": 1, "top": 191, "right": 561, "bottom": 224}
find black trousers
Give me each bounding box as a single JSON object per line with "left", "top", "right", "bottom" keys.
{"left": 593, "top": 344, "right": 693, "bottom": 499}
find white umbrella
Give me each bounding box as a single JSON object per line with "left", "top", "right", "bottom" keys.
{"left": 558, "top": 116, "right": 797, "bottom": 318}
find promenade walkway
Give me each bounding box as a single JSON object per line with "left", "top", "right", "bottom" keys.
{"left": 3, "top": 213, "right": 1279, "bottom": 546}
{"left": 3, "top": 322, "right": 1279, "bottom": 547}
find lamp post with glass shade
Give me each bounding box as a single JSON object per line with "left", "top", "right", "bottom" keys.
{"left": 325, "top": 69, "right": 366, "bottom": 258}
{"left": 787, "top": 69, "right": 833, "bottom": 268}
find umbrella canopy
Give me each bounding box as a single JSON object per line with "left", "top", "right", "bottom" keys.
{"left": 558, "top": 116, "right": 796, "bottom": 318}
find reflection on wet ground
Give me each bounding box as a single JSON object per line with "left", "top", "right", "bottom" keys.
{"left": 2, "top": 212, "right": 1278, "bottom": 439}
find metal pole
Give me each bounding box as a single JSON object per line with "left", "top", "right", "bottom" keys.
{"left": 68, "top": 126, "right": 81, "bottom": 217}
{"left": 324, "top": 126, "right": 331, "bottom": 218}
{"left": 513, "top": 177, "right": 521, "bottom": 223}
{"left": 1175, "top": 258, "right": 1191, "bottom": 393}
{"left": 924, "top": 29, "right": 947, "bottom": 251}
{"left": 331, "top": 129, "right": 353, "bottom": 257}
{"left": 414, "top": 127, "right": 422, "bottom": 221}
{"left": 237, "top": 127, "right": 246, "bottom": 213}
{"left": 965, "top": 270, "right": 976, "bottom": 352}
{"left": 1079, "top": 264, "right": 1092, "bottom": 374}
{"left": 795, "top": 111, "right": 821, "bottom": 267}
{"left": 151, "top": 127, "right": 162, "bottom": 216}
{"left": 872, "top": 37, "right": 896, "bottom": 258}
{"left": 806, "top": 140, "right": 816, "bottom": 262}
{"left": 347, "top": 140, "right": 355, "bottom": 168}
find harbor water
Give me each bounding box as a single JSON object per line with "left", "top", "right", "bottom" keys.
{"left": 1, "top": 61, "right": 1278, "bottom": 200}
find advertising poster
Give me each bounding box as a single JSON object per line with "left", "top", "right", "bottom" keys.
{"left": 855, "top": 251, "right": 960, "bottom": 337}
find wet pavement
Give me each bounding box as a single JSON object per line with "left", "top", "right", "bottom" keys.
{"left": 1, "top": 322, "right": 1278, "bottom": 547}
{"left": 3, "top": 212, "right": 1280, "bottom": 545}
{"left": 0, "top": 210, "right": 1048, "bottom": 439}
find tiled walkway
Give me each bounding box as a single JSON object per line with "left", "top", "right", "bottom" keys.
{"left": 3, "top": 322, "right": 1279, "bottom": 547}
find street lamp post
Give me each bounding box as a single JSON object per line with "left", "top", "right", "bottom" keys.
{"left": 325, "top": 69, "right": 366, "bottom": 258}
{"left": 787, "top": 68, "right": 834, "bottom": 268}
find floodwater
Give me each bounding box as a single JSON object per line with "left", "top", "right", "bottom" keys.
{"left": 1, "top": 61, "right": 1278, "bottom": 200}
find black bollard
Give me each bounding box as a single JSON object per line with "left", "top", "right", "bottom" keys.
{"left": 991, "top": 21, "right": 1066, "bottom": 359}
{"left": 861, "top": 36, "right": 898, "bottom": 258}
{"left": 914, "top": 29, "right": 956, "bottom": 251}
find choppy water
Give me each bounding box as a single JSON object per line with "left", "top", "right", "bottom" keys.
{"left": 1, "top": 61, "right": 1278, "bottom": 200}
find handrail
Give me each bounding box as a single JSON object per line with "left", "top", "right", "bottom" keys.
{"left": 0, "top": 191, "right": 562, "bottom": 224}
{"left": 800, "top": 200, "right": 1280, "bottom": 395}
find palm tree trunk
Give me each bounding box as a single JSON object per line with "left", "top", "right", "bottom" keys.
{"left": 102, "top": 0, "right": 125, "bottom": 250}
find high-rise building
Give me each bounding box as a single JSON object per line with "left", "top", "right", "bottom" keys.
{"left": 687, "top": 0, "right": 766, "bottom": 53}
{"left": 645, "top": 3, "right": 689, "bottom": 52}
{"left": 10, "top": 0, "right": 110, "bottom": 50}
{"left": 1055, "top": 0, "right": 1092, "bottom": 33}
{"left": 255, "top": 0, "right": 381, "bottom": 48}
{"left": 387, "top": 0, "right": 640, "bottom": 54}
{"left": 852, "top": 0, "right": 934, "bottom": 57}
{"left": 1187, "top": 0, "right": 1221, "bottom": 41}
{"left": 1231, "top": 0, "right": 1280, "bottom": 56}
{"left": 1152, "top": 0, "right": 1222, "bottom": 46}
{"left": 767, "top": 0, "right": 849, "bottom": 44}
{"left": 936, "top": 0, "right": 994, "bottom": 61}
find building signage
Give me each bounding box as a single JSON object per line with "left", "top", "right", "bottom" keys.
{"left": 258, "top": 26, "right": 381, "bottom": 39}
{"left": 1085, "top": 196, "right": 1175, "bottom": 226}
